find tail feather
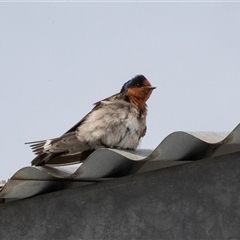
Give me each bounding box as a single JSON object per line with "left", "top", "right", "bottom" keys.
{"left": 25, "top": 138, "right": 60, "bottom": 155}
{"left": 26, "top": 132, "right": 78, "bottom": 156}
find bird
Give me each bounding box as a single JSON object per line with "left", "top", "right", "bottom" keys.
{"left": 26, "top": 75, "right": 156, "bottom": 166}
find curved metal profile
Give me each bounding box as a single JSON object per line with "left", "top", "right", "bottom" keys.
{"left": 1, "top": 123, "right": 240, "bottom": 201}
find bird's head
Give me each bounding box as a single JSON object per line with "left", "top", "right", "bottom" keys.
{"left": 120, "top": 75, "right": 156, "bottom": 103}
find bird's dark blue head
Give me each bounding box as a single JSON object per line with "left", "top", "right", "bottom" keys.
{"left": 120, "top": 75, "right": 149, "bottom": 93}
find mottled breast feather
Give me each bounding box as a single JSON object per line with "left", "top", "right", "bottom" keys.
{"left": 76, "top": 95, "right": 147, "bottom": 151}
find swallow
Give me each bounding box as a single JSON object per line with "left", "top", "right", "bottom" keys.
{"left": 26, "top": 75, "right": 156, "bottom": 166}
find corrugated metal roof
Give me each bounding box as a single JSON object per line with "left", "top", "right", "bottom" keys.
{"left": 1, "top": 123, "right": 240, "bottom": 202}
{"left": 1, "top": 151, "right": 240, "bottom": 239}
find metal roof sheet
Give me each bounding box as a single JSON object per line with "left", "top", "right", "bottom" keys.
{"left": 1, "top": 123, "right": 240, "bottom": 202}
{"left": 1, "top": 151, "right": 240, "bottom": 240}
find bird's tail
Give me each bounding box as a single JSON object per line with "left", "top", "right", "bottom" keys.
{"left": 25, "top": 132, "right": 78, "bottom": 156}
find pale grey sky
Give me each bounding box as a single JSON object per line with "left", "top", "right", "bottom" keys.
{"left": 1, "top": 2, "right": 240, "bottom": 180}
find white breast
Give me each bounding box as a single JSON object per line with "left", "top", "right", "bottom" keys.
{"left": 76, "top": 100, "right": 146, "bottom": 150}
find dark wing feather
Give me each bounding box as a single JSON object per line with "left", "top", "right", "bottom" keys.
{"left": 29, "top": 92, "right": 127, "bottom": 166}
